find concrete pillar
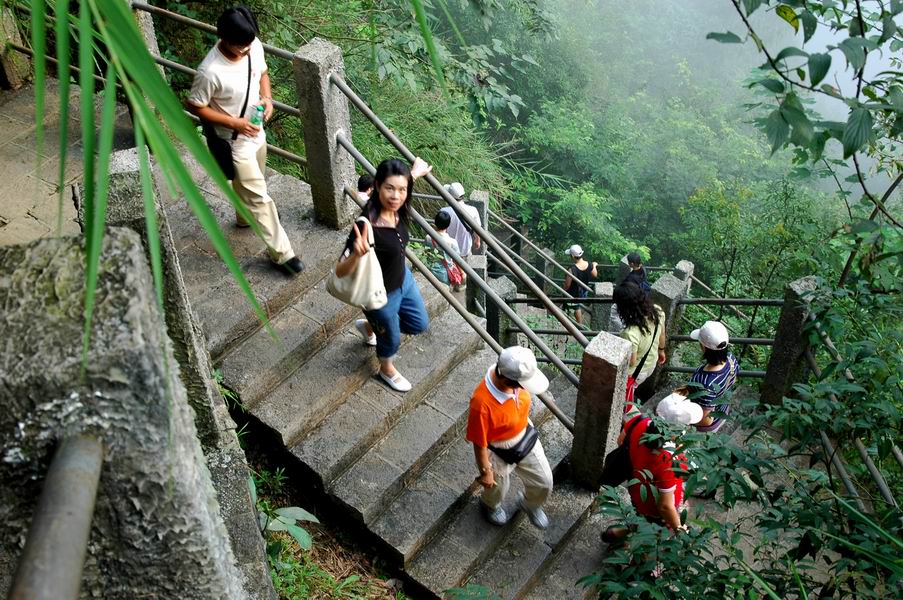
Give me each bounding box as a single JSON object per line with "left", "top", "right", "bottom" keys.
{"left": 486, "top": 276, "right": 518, "bottom": 347}
{"left": 591, "top": 282, "right": 614, "bottom": 332}
{"left": 571, "top": 332, "right": 633, "bottom": 490}
{"left": 541, "top": 247, "right": 557, "bottom": 295}
{"left": 641, "top": 272, "right": 691, "bottom": 396}
{"left": 468, "top": 190, "right": 488, "bottom": 256}
{"left": 761, "top": 276, "right": 817, "bottom": 405}
{"left": 125, "top": 1, "right": 164, "bottom": 77}
{"left": 293, "top": 38, "right": 356, "bottom": 229}
{"left": 466, "top": 253, "right": 487, "bottom": 315}
{"left": 673, "top": 260, "right": 694, "bottom": 283}
{"left": 0, "top": 230, "right": 245, "bottom": 597}
{"left": 616, "top": 254, "right": 631, "bottom": 285}
{"left": 0, "top": 6, "right": 30, "bottom": 88}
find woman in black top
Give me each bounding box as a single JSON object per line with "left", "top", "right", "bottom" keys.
{"left": 563, "top": 244, "right": 597, "bottom": 325}
{"left": 337, "top": 158, "right": 432, "bottom": 392}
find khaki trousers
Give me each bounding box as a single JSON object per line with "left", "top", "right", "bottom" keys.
{"left": 231, "top": 137, "right": 295, "bottom": 264}
{"left": 482, "top": 427, "right": 554, "bottom": 511}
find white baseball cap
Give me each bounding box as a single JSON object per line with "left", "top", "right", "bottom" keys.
{"left": 496, "top": 346, "right": 550, "bottom": 396}
{"left": 565, "top": 244, "right": 583, "bottom": 258}
{"left": 690, "top": 321, "right": 730, "bottom": 350}
{"left": 445, "top": 182, "right": 465, "bottom": 199}
{"left": 656, "top": 392, "right": 704, "bottom": 426}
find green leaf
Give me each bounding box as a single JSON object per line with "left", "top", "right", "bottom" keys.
{"left": 54, "top": 0, "right": 71, "bottom": 235}
{"left": 275, "top": 506, "right": 320, "bottom": 523}
{"left": 894, "top": 0, "right": 903, "bottom": 15}
{"left": 743, "top": 0, "right": 764, "bottom": 15}
{"left": 887, "top": 87, "right": 903, "bottom": 112}
{"left": 706, "top": 31, "right": 743, "bottom": 44}
{"left": 78, "top": 1, "right": 95, "bottom": 262}
{"left": 879, "top": 15, "right": 897, "bottom": 44}
{"left": 800, "top": 11, "right": 817, "bottom": 42}
{"left": 808, "top": 53, "right": 832, "bottom": 86}
{"left": 247, "top": 475, "right": 257, "bottom": 507}
{"left": 757, "top": 78, "right": 786, "bottom": 94}
{"left": 775, "top": 47, "right": 808, "bottom": 61}
{"left": 30, "top": 0, "right": 46, "bottom": 173}
{"left": 841, "top": 108, "right": 873, "bottom": 158}
{"left": 838, "top": 38, "right": 873, "bottom": 72}
{"left": 410, "top": 0, "right": 448, "bottom": 97}
{"left": 286, "top": 523, "right": 313, "bottom": 550}
{"left": 134, "top": 126, "right": 165, "bottom": 313}
{"left": 783, "top": 106, "right": 814, "bottom": 144}
{"left": 765, "top": 108, "right": 790, "bottom": 154}
{"left": 776, "top": 5, "right": 800, "bottom": 32}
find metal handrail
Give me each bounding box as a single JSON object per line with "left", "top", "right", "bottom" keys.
{"left": 486, "top": 245, "right": 575, "bottom": 299}
{"left": 329, "top": 73, "right": 590, "bottom": 348}
{"left": 130, "top": 1, "right": 295, "bottom": 60}
{"left": 486, "top": 208, "right": 594, "bottom": 294}
{"left": 485, "top": 251, "right": 592, "bottom": 321}
{"left": 9, "top": 436, "right": 104, "bottom": 599}
{"left": 678, "top": 298, "right": 784, "bottom": 307}
{"left": 341, "top": 183, "right": 575, "bottom": 431}
{"left": 690, "top": 274, "right": 751, "bottom": 320}
{"left": 508, "top": 297, "right": 614, "bottom": 305}
{"left": 671, "top": 334, "right": 774, "bottom": 346}
{"left": 661, "top": 365, "right": 766, "bottom": 379}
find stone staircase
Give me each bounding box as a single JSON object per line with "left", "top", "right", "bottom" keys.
{"left": 161, "top": 152, "right": 610, "bottom": 598}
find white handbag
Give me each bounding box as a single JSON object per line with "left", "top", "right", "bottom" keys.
{"left": 326, "top": 216, "right": 388, "bottom": 311}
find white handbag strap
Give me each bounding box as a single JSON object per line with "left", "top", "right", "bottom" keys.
{"left": 356, "top": 216, "right": 375, "bottom": 246}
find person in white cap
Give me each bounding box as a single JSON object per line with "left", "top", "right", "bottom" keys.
{"left": 563, "top": 244, "right": 597, "bottom": 325}
{"left": 602, "top": 392, "right": 702, "bottom": 543}
{"left": 439, "top": 182, "right": 482, "bottom": 259}
{"left": 688, "top": 321, "right": 739, "bottom": 432}
{"left": 465, "top": 346, "right": 554, "bottom": 529}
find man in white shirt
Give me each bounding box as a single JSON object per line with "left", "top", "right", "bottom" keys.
{"left": 439, "top": 182, "right": 481, "bottom": 258}
{"left": 186, "top": 6, "right": 304, "bottom": 275}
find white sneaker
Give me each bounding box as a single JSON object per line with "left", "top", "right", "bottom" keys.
{"left": 354, "top": 319, "right": 376, "bottom": 346}
{"left": 517, "top": 491, "right": 549, "bottom": 530}
{"left": 480, "top": 501, "right": 509, "bottom": 526}
{"left": 379, "top": 370, "right": 412, "bottom": 392}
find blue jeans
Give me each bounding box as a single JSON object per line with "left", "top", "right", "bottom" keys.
{"left": 364, "top": 268, "right": 429, "bottom": 360}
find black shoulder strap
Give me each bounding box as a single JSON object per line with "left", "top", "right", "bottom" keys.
{"left": 231, "top": 52, "right": 252, "bottom": 141}
{"left": 632, "top": 313, "right": 660, "bottom": 380}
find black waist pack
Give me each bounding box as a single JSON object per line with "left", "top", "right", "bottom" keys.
{"left": 201, "top": 122, "right": 236, "bottom": 180}
{"left": 600, "top": 416, "right": 644, "bottom": 487}
{"left": 489, "top": 424, "right": 539, "bottom": 465}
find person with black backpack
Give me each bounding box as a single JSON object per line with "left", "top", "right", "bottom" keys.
{"left": 623, "top": 252, "right": 651, "bottom": 296}
{"left": 186, "top": 6, "right": 304, "bottom": 276}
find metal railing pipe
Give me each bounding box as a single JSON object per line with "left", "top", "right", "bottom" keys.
{"left": 819, "top": 430, "right": 868, "bottom": 513}
{"left": 670, "top": 334, "right": 774, "bottom": 346}
{"left": 507, "top": 297, "right": 615, "bottom": 305}
{"left": 487, "top": 209, "right": 593, "bottom": 295}
{"left": 180, "top": 111, "right": 308, "bottom": 168}
{"left": 677, "top": 298, "right": 784, "bottom": 307}
{"left": 9, "top": 435, "right": 104, "bottom": 600}
{"left": 329, "top": 74, "right": 590, "bottom": 348}
{"left": 660, "top": 365, "right": 766, "bottom": 379}
{"left": 689, "top": 275, "right": 751, "bottom": 320}
{"left": 536, "top": 356, "right": 583, "bottom": 366}
{"left": 342, "top": 185, "right": 575, "bottom": 431}
{"left": 336, "top": 138, "right": 580, "bottom": 403}
{"left": 487, "top": 244, "right": 575, "bottom": 299}
{"left": 130, "top": 2, "right": 295, "bottom": 60}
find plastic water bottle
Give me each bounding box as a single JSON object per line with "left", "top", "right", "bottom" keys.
{"left": 250, "top": 104, "right": 264, "bottom": 126}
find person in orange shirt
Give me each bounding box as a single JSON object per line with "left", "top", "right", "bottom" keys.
{"left": 466, "top": 346, "right": 554, "bottom": 529}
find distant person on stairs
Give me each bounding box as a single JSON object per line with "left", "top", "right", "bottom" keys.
{"left": 186, "top": 6, "right": 304, "bottom": 276}
{"left": 439, "top": 182, "right": 481, "bottom": 259}
{"left": 623, "top": 252, "right": 651, "bottom": 296}
{"left": 563, "top": 244, "right": 597, "bottom": 325}
{"left": 357, "top": 173, "right": 374, "bottom": 202}
{"left": 466, "top": 347, "right": 554, "bottom": 530}
{"left": 687, "top": 320, "right": 739, "bottom": 433}
{"left": 341, "top": 158, "right": 433, "bottom": 392}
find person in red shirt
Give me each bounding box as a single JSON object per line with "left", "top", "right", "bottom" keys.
{"left": 466, "top": 346, "right": 554, "bottom": 529}
{"left": 603, "top": 392, "right": 702, "bottom": 542}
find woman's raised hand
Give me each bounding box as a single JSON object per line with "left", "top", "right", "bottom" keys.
{"left": 411, "top": 157, "right": 432, "bottom": 180}
{"left": 351, "top": 221, "right": 370, "bottom": 257}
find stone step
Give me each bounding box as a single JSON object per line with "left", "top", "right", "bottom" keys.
{"left": 463, "top": 482, "right": 596, "bottom": 600}
{"left": 156, "top": 156, "right": 349, "bottom": 360}
{"left": 292, "top": 346, "right": 496, "bottom": 490}
{"left": 216, "top": 277, "right": 359, "bottom": 409}
{"left": 325, "top": 313, "right": 488, "bottom": 522}
{"left": 249, "top": 281, "right": 450, "bottom": 449}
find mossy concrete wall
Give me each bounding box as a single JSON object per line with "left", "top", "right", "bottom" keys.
{"left": 0, "top": 230, "right": 245, "bottom": 597}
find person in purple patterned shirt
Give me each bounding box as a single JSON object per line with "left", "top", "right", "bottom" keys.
{"left": 687, "top": 321, "right": 738, "bottom": 433}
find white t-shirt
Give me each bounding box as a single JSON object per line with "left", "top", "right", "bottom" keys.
{"left": 439, "top": 204, "right": 481, "bottom": 257}
{"left": 188, "top": 38, "right": 268, "bottom": 144}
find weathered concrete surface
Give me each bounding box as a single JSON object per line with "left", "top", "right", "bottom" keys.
{"left": 486, "top": 276, "right": 518, "bottom": 346}
{"left": 293, "top": 38, "right": 356, "bottom": 229}
{"left": 761, "top": 276, "right": 817, "bottom": 405}
{"left": 0, "top": 230, "right": 243, "bottom": 598}
{"left": 592, "top": 281, "right": 614, "bottom": 332}
{"left": 571, "top": 332, "right": 633, "bottom": 490}
{"left": 468, "top": 190, "right": 489, "bottom": 256}
{"left": 643, "top": 272, "right": 690, "bottom": 395}
{"left": 0, "top": 7, "right": 30, "bottom": 88}
{"left": 466, "top": 252, "right": 487, "bottom": 314}
{"left": 673, "top": 259, "right": 694, "bottom": 283}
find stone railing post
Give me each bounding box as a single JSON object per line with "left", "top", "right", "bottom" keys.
{"left": 591, "top": 282, "right": 614, "bottom": 332}
{"left": 486, "top": 276, "right": 517, "bottom": 346}
{"left": 293, "top": 38, "right": 356, "bottom": 229}
{"left": 466, "top": 253, "right": 487, "bottom": 315}
{"left": 124, "top": 1, "right": 164, "bottom": 77}
{"left": 673, "top": 260, "right": 694, "bottom": 288}
{"left": 541, "top": 247, "right": 557, "bottom": 295}
{"left": 468, "top": 190, "right": 488, "bottom": 256}
{"left": 1, "top": 6, "right": 30, "bottom": 88}
{"left": 571, "top": 332, "right": 633, "bottom": 490}
{"left": 761, "top": 276, "right": 817, "bottom": 405}
{"left": 640, "top": 272, "right": 691, "bottom": 396}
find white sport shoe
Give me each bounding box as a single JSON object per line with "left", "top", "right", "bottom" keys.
{"left": 517, "top": 491, "right": 549, "bottom": 530}
{"left": 379, "top": 370, "right": 412, "bottom": 392}
{"left": 480, "top": 501, "right": 509, "bottom": 526}
{"left": 354, "top": 319, "right": 376, "bottom": 346}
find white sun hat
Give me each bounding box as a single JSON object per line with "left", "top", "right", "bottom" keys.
{"left": 690, "top": 320, "right": 730, "bottom": 350}
{"left": 656, "top": 392, "right": 704, "bottom": 426}
{"left": 496, "top": 346, "right": 550, "bottom": 396}
{"left": 565, "top": 244, "right": 583, "bottom": 258}
{"left": 444, "top": 182, "right": 465, "bottom": 200}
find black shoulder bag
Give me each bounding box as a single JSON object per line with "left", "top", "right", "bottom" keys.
{"left": 488, "top": 424, "right": 539, "bottom": 465}
{"left": 201, "top": 53, "right": 252, "bottom": 180}
{"left": 599, "top": 415, "right": 646, "bottom": 487}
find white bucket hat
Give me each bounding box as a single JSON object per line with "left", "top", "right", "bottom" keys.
{"left": 496, "top": 346, "right": 550, "bottom": 396}
{"left": 690, "top": 321, "right": 730, "bottom": 350}
{"left": 656, "top": 392, "right": 704, "bottom": 426}
{"left": 565, "top": 244, "right": 583, "bottom": 258}
{"left": 444, "top": 182, "right": 465, "bottom": 200}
